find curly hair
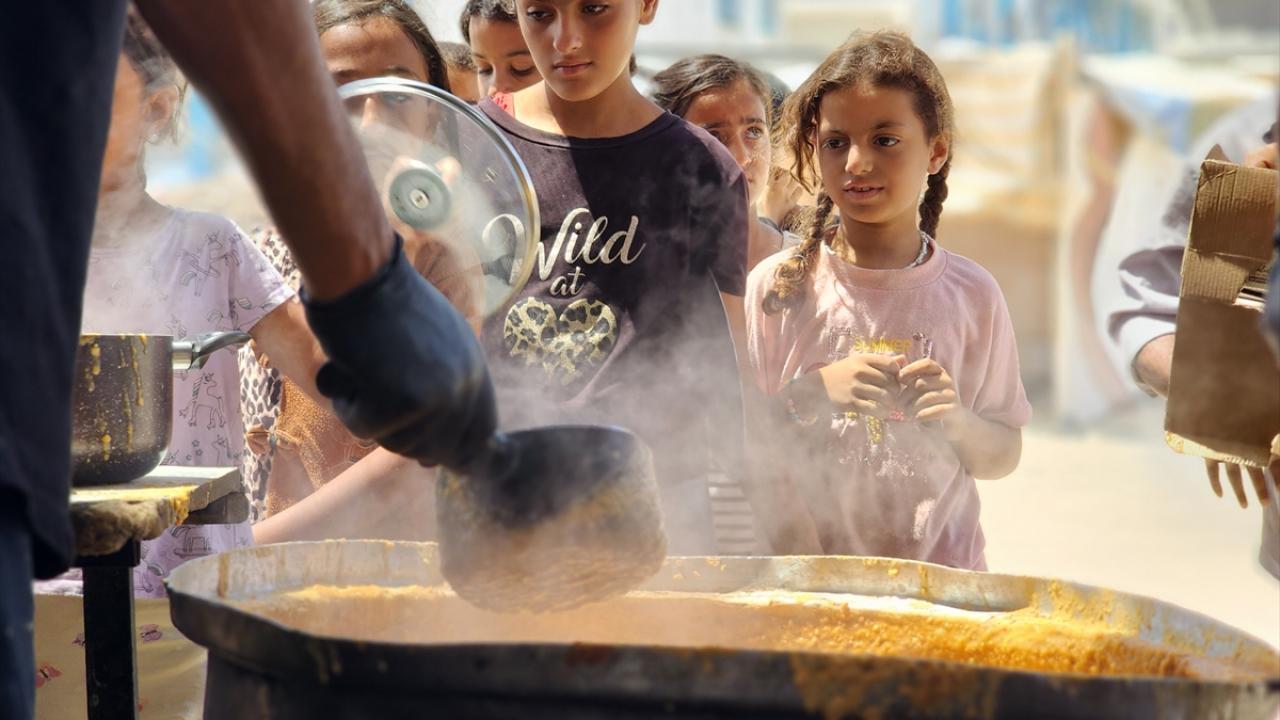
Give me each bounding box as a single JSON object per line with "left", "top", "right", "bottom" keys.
{"left": 764, "top": 31, "right": 954, "bottom": 315}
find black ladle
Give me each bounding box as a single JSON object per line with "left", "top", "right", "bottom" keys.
{"left": 437, "top": 425, "right": 668, "bottom": 613}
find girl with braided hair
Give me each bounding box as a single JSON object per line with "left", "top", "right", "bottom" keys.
{"left": 743, "top": 32, "right": 1029, "bottom": 569}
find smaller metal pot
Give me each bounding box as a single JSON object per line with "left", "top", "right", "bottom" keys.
{"left": 71, "top": 331, "right": 250, "bottom": 487}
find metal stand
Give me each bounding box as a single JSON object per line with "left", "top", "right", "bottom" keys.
{"left": 77, "top": 540, "right": 141, "bottom": 720}
{"left": 68, "top": 466, "right": 245, "bottom": 720}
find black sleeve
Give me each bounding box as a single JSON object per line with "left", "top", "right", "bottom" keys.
{"left": 0, "top": 0, "right": 128, "bottom": 577}
{"left": 692, "top": 157, "right": 750, "bottom": 297}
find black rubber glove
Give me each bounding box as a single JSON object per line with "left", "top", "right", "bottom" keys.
{"left": 302, "top": 235, "right": 496, "bottom": 470}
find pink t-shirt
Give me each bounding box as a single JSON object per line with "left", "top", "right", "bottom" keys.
{"left": 744, "top": 242, "right": 1031, "bottom": 570}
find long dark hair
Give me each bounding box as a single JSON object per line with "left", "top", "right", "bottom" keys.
{"left": 459, "top": 0, "right": 517, "bottom": 44}
{"left": 650, "top": 54, "right": 772, "bottom": 124}
{"left": 122, "top": 8, "right": 186, "bottom": 142}
{"left": 313, "top": 0, "right": 452, "bottom": 92}
{"left": 764, "top": 32, "right": 954, "bottom": 316}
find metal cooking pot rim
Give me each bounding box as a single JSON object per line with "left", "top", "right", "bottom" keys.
{"left": 165, "top": 542, "right": 1280, "bottom": 680}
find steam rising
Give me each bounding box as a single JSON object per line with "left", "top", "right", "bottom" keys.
{"left": 133, "top": 79, "right": 769, "bottom": 610}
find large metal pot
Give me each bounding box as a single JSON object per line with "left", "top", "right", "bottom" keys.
{"left": 166, "top": 541, "right": 1280, "bottom": 719}
{"left": 70, "top": 331, "right": 250, "bottom": 487}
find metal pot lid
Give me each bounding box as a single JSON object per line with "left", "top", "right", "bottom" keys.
{"left": 338, "top": 77, "right": 538, "bottom": 319}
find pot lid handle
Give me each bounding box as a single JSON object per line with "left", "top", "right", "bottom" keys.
{"left": 172, "top": 331, "right": 253, "bottom": 371}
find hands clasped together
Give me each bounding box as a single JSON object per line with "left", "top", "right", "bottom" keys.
{"left": 817, "top": 353, "right": 973, "bottom": 437}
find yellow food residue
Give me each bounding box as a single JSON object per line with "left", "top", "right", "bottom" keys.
{"left": 79, "top": 338, "right": 102, "bottom": 393}
{"left": 230, "top": 584, "right": 1278, "bottom": 686}
{"left": 73, "top": 485, "right": 195, "bottom": 525}
{"left": 121, "top": 391, "right": 135, "bottom": 448}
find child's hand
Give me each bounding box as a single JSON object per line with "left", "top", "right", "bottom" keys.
{"left": 817, "top": 354, "right": 905, "bottom": 418}
{"left": 899, "top": 358, "right": 971, "bottom": 435}
{"left": 384, "top": 156, "right": 485, "bottom": 327}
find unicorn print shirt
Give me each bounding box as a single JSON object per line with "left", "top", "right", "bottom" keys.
{"left": 79, "top": 208, "right": 292, "bottom": 597}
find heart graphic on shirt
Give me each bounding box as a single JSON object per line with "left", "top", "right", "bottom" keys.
{"left": 504, "top": 297, "right": 618, "bottom": 385}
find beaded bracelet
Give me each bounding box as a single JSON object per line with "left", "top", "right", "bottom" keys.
{"left": 784, "top": 377, "right": 820, "bottom": 426}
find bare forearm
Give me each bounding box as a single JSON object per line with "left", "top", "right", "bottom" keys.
{"left": 135, "top": 0, "right": 392, "bottom": 299}
{"left": 250, "top": 300, "right": 328, "bottom": 406}
{"left": 944, "top": 410, "right": 1022, "bottom": 479}
{"left": 252, "top": 448, "right": 433, "bottom": 544}
{"left": 775, "top": 370, "right": 824, "bottom": 419}
{"left": 1134, "top": 334, "right": 1175, "bottom": 398}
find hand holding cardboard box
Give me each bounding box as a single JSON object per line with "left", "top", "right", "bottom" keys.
{"left": 1166, "top": 159, "right": 1279, "bottom": 484}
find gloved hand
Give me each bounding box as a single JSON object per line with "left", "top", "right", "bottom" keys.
{"left": 302, "top": 234, "right": 496, "bottom": 470}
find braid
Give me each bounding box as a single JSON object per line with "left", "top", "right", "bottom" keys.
{"left": 918, "top": 158, "right": 951, "bottom": 240}
{"left": 763, "top": 193, "right": 834, "bottom": 315}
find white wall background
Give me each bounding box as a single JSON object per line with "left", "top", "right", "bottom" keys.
{"left": 411, "top": 0, "right": 469, "bottom": 43}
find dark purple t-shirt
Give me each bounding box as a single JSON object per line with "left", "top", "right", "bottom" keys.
{"left": 479, "top": 99, "right": 749, "bottom": 499}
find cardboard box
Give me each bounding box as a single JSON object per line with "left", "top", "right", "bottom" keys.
{"left": 1166, "top": 159, "right": 1279, "bottom": 467}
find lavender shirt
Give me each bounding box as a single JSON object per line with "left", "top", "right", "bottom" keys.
{"left": 39, "top": 209, "right": 292, "bottom": 598}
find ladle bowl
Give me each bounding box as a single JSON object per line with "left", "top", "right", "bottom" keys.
{"left": 437, "top": 426, "right": 667, "bottom": 612}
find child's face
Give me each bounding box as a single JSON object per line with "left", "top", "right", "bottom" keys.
{"left": 516, "top": 0, "right": 658, "bottom": 103}
{"left": 468, "top": 17, "right": 539, "bottom": 98}
{"left": 321, "top": 18, "right": 438, "bottom": 134}
{"left": 447, "top": 65, "right": 481, "bottom": 103}
{"left": 815, "top": 84, "right": 948, "bottom": 231}
{"left": 100, "top": 55, "right": 180, "bottom": 195}
{"left": 683, "top": 80, "right": 772, "bottom": 206}
{"left": 100, "top": 56, "right": 147, "bottom": 193}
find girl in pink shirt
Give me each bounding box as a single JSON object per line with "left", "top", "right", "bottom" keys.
{"left": 744, "top": 32, "right": 1031, "bottom": 570}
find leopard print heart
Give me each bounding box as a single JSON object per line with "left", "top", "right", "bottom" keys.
{"left": 504, "top": 298, "right": 618, "bottom": 385}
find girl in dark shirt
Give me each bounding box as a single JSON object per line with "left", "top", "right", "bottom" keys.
{"left": 479, "top": 0, "right": 751, "bottom": 554}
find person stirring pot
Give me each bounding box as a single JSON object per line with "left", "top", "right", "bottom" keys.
{"left": 0, "top": 2, "right": 494, "bottom": 717}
